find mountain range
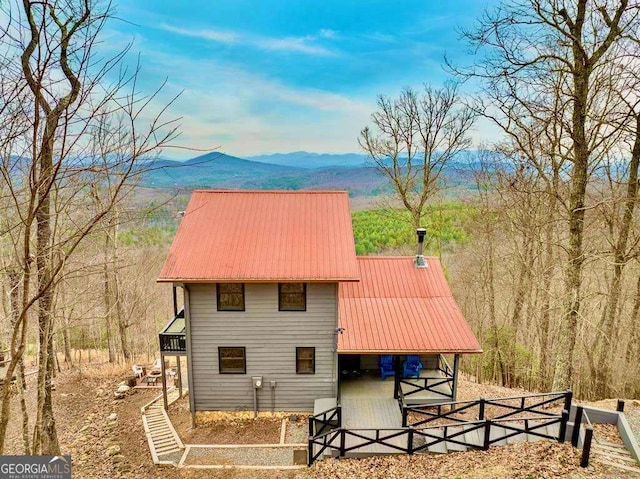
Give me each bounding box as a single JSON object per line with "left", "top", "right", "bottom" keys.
{"left": 142, "top": 152, "right": 389, "bottom": 196}
{"left": 142, "top": 151, "right": 479, "bottom": 197}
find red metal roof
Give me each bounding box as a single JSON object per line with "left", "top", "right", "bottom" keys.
{"left": 338, "top": 257, "right": 482, "bottom": 354}
{"left": 158, "top": 190, "right": 360, "bottom": 282}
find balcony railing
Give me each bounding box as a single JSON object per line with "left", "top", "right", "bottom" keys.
{"left": 159, "top": 309, "right": 186, "bottom": 353}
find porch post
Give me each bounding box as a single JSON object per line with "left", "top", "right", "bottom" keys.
{"left": 177, "top": 355, "right": 183, "bottom": 398}
{"left": 172, "top": 285, "right": 178, "bottom": 317}
{"left": 183, "top": 284, "right": 197, "bottom": 427}
{"left": 161, "top": 354, "right": 168, "bottom": 410}
{"left": 452, "top": 354, "right": 460, "bottom": 401}
{"left": 393, "top": 355, "right": 401, "bottom": 399}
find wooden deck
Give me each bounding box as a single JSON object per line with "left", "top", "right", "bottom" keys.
{"left": 334, "top": 397, "right": 406, "bottom": 457}
{"left": 340, "top": 369, "right": 452, "bottom": 405}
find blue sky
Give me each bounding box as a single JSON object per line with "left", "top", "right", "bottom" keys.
{"left": 109, "top": 1, "right": 497, "bottom": 158}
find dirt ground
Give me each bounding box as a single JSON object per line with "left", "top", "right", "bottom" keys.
{"left": 3, "top": 367, "right": 637, "bottom": 478}
{"left": 4, "top": 366, "right": 296, "bottom": 479}
{"left": 169, "top": 397, "right": 283, "bottom": 444}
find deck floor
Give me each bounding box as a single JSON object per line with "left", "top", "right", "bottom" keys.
{"left": 340, "top": 369, "right": 452, "bottom": 405}
{"left": 338, "top": 397, "right": 406, "bottom": 456}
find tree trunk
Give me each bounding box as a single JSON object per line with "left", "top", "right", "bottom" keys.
{"left": 32, "top": 118, "right": 60, "bottom": 455}
{"left": 552, "top": 55, "right": 590, "bottom": 392}
{"left": 104, "top": 217, "right": 118, "bottom": 362}
{"left": 595, "top": 114, "right": 640, "bottom": 398}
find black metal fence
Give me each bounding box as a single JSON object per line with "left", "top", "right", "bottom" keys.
{"left": 308, "top": 390, "right": 573, "bottom": 467}
{"left": 159, "top": 334, "right": 186, "bottom": 353}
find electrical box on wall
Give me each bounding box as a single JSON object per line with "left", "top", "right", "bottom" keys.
{"left": 252, "top": 376, "right": 263, "bottom": 389}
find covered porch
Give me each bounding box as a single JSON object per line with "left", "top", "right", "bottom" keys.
{"left": 338, "top": 353, "right": 460, "bottom": 406}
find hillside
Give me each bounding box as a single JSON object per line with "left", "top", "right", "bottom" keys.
{"left": 141, "top": 151, "right": 390, "bottom": 196}
{"left": 246, "top": 151, "right": 369, "bottom": 169}
{"left": 5, "top": 364, "right": 631, "bottom": 479}
{"left": 140, "top": 151, "right": 482, "bottom": 196}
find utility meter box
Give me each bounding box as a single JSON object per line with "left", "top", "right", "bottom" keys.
{"left": 252, "top": 376, "right": 263, "bottom": 389}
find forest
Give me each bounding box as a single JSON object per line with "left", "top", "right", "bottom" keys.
{"left": 1, "top": 0, "right": 640, "bottom": 463}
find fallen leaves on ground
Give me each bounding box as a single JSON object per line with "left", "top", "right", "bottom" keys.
{"left": 296, "top": 442, "right": 620, "bottom": 479}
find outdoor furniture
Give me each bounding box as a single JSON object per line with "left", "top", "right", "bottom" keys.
{"left": 379, "top": 355, "right": 395, "bottom": 380}
{"left": 142, "top": 375, "right": 159, "bottom": 386}
{"left": 150, "top": 358, "right": 162, "bottom": 375}
{"left": 132, "top": 364, "right": 144, "bottom": 378}
{"left": 402, "top": 355, "right": 423, "bottom": 378}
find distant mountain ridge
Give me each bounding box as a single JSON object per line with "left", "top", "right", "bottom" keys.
{"left": 246, "top": 151, "right": 369, "bottom": 169}
{"left": 141, "top": 151, "right": 389, "bottom": 196}
{"left": 140, "top": 150, "right": 482, "bottom": 196}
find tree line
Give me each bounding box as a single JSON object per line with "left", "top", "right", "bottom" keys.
{"left": 361, "top": 1, "right": 640, "bottom": 400}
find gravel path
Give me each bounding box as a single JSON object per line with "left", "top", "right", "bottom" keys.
{"left": 184, "top": 446, "right": 305, "bottom": 466}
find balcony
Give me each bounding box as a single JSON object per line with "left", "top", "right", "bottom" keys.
{"left": 159, "top": 309, "right": 186, "bottom": 353}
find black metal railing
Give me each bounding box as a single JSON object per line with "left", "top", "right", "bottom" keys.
{"left": 308, "top": 390, "right": 572, "bottom": 466}
{"left": 308, "top": 406, "right": 342, "bottom": 465}
{"left": 159, "top": 310, "right": 186, "bottom": 353}
{"left": 572, "top": 405, "right": 595, "bottom": 468}
{"left": 399, "top": 377, "right": 454, "bottom": 402}
{"left": 308, "top": 413, "right": 567, "bottom": 466}
{"left": 159, "top": 334, "right": 186, "bottom": 353}
{"left": 403, "top": 390, "right": 572, "bottom": 430}
{"left": 437, "top": 354, "right": 453, "bottom": 377}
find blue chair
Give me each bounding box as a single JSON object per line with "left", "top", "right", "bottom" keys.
{"left": 379, "top": 355, "right": 395, "bottom": 380}
{"left": 402, "top": 355, "right": 423, "bottom": 378}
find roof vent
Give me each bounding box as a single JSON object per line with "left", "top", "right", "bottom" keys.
{"left": 415, "top": 228, "right": 427, "bottom": 268}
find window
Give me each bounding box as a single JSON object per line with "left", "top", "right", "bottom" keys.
{"left": 218, "top": 347, "right": 246, "bottom": 374}
{"left": 217, "top": 283, "right": 245, "bottom": 311}
{"left": 279, "top": 283, "right": 306, "bottom": 311}
{"left": 296, "top": 347, "right": 315, "bottom": 374}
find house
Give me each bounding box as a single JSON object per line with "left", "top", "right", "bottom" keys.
{"left": 157, "top": 190, "right": 481, "bottom": 423}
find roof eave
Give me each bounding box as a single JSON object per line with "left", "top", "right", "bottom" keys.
{"left": 157, "top": 276, "right": 361, "bottom": 284}
{"left": 337, "top": 349, "right": 484, "bottom": 355}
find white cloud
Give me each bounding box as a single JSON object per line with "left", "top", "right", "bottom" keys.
{"left": 319, "top": 29, "right": 337, "bottom": 39}
{"left": 158, "top": 24, "right": 336, "bottom": 56}
{"left": 160, "top": 24, "right": 239, "bottom": 44}
{"left": 136, "top": 52, "right": 374, "bottom": 157}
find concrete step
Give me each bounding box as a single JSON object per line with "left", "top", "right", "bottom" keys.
{"left": 593, "top": 447, "right": 636, "bottom": 463}
{"left": 423, "top": 428, "right": 448, "bottom": 454}
{"left": 525, "top": 422, "right": 549, "bottom": 442}
{"left": 506, "top": 431, "right": 528, "bottom": 444}
{"left": 593, "top": 457, "right": 640, "bottom": 475}
{"left": 546, "top": 423, "right": 560, "bottom": 438}
{"left": 595, "top": 442, "right": 628, "bottom": 453}
{"left": 444, "top": 426, "right": 468, "bottom": 452}
{"left": 489, "top": 426, "right": 509, "bottom": 446}
{"left": 463, "top": 425, "right": 483, "bottom": 448}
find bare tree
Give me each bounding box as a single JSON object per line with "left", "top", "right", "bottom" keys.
{"left": 360, "top": 83, "right": 475, "bottom": 229}
{"left": 0, "top": 0, "right": 179, "bottom": 454}
{"left": 457, "top": 0, "right": 640, "bottom": 391}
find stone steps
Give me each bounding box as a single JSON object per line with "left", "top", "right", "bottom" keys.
{"left": 592, "top": 443, "right": 640, "bottom": 475}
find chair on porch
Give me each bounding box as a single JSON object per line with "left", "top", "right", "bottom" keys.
{"left": 378, "top": 355, "right": 395, "bottom": 380}
{"left": 402, "top": 355, "right": 423, "bottom": 378}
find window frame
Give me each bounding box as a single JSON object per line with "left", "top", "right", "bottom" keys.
{"left": 218, "top": 347, "right": 246, "bottom": 374}
{"left": 278, "top": 283, "right": 307, "bottom": 311}
{"left": 296, "top": 347, "right": 315, "bottom": 374}
{"left": 216, "top": 283, "right": 245, "bottom": 311}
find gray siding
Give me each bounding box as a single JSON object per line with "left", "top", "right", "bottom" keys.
{"left": 187, "top": 282, "right": 338, "bottom": 412}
